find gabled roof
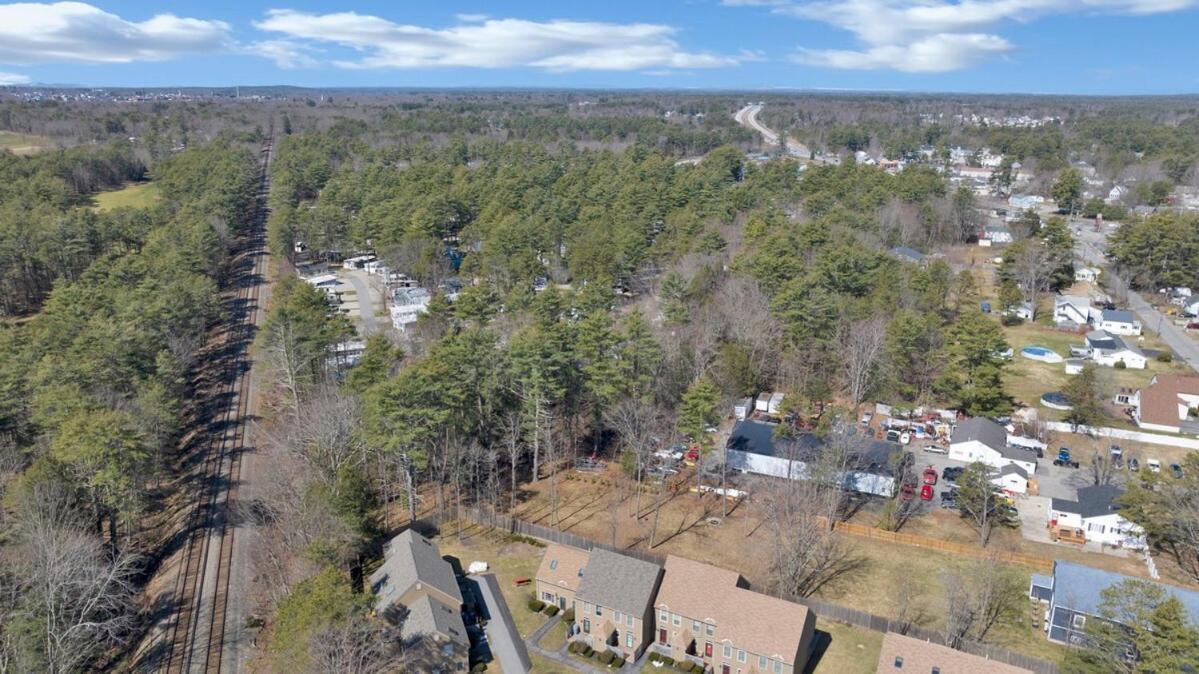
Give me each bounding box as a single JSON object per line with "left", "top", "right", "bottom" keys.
{"left": 403, "top": 593, "right": 469, "bottom": 646}
{"left": 1051, "top": 484, "right": 1124, "bottom": 519}
{"left": 1086, "top": 330, "right": 1142, "bottom": 355}
{"left": 1050, "top": 560, "right": 1199, "bottom": 620}
{"left": 369, "top": 529, "right": 463, "bottom": 612}
{"left": 889, "top": 246, "right": 926, "bottom": 263}
{"left": 1138, "top": 374, "right": 1199, "bottom": 427}
{"left": 656, "top": 556, "right": 812, "bottom": 666}
{"left": 1055, "top": 294, "right": 1092, "bottom": 310}
{"left": 951, "top": 417, "right": 1007, "bottom": 452}
{"left": 536, "top": 543, "right": 590, "bottom": 593}
{"left": 726, "top": 420, "right": 897, "bottom": 475}
{"left": 1100, "top": 309, "right": 1137, "bottom": 324}
{"left": 998, "top": 463, "right": 1029, "bottom": 479}
{"left": 576, "top": 548, "right": 662, "bottom": 618}
{"left": 876, "top": 632, "right": 1032, "bottom": 673}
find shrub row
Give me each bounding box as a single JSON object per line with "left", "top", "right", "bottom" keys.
{"left": 567, "top": 641, "right": 626, "bottom": 668}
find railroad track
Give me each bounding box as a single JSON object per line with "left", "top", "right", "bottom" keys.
{"left": 160, "top": 132, "right": 273, "bottom": 674}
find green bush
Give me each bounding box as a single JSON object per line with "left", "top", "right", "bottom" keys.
{"left": 1115, "top": 360, "right": 1127, "bottom": 369}
{"left": 562, "top": 608, "right": 575, "bottom": 622}
{"left": 612, "top": 655, "right": 626, "bottom": 668}
{"left": 598, "top": 650, "right": 615, "bottom": 665}
{"left": 544, "top": 605, "right": 560, "bottom": 616}
{"left": 1156, "top": 352, "right": 1173, "bottom": 363}
{"left": 568, "top": 641, "right": 583, "bottom": 654}
{"left": 583, "top": 645, "right": 594, "bottom": 657}
{"left": 470, "top": 663, "right": 487, "bottom": 673}
{"left": 1000, "top": 314, "right": 1024, "bottom": 326}
{"left": 527, "top": 599, "right": 546, "bottom": 613}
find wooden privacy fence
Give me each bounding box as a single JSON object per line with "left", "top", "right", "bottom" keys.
{"left": 830, "top": 519, "right": 1055, "bottom": 573}
{"left": 414, "top": 506, "right": 1059, "bottom": 674}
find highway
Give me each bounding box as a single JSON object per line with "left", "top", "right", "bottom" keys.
{"left": 733, "top": 103, "right": 813, "bottom": 160}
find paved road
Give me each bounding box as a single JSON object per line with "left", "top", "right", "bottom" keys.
{"left": 733, "top": 103, "right": 812, "bottom": 159}
{"left": 1073, "top": 224, "right": 1199, "bottom": 373}
{"left": 341, "top": 269, "right": 380, "bottom": 334}
{"left": 475, "top": 574, "right": 532, "bottom": 674}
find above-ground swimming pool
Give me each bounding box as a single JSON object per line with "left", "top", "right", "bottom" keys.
{"left": 1021, "top": 346, "right": 1064, "bottom": 364}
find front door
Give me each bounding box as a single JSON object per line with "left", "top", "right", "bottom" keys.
{"left": 659, "top": 629, "right": 667, "bottom": 644}
{"left": 559, "top": 597, "right": 566, "bottom": 610}
{"left": 722, "top": 665, "right": 730, "bottom": 674}
{"left": 705, "top": 641, "right": 713, "bottom": 657}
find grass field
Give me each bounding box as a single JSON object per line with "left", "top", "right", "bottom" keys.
{"left": 90, "top": 181, "right": 161, "bottom": 211}
{"left": 0, "top": 130, "right": 52, "bottom": 155}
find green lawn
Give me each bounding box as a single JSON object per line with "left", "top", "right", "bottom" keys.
{"left": 431, "top": 525, "right": 547, "bottom": 638}
{"left": 91, "top": 182, "right": 161, "bottom": 211}
{"left": 0, "top": 130, "right": 51, "bottom": 154}
{"left": 810, "top": 619, "right": 884, "bottom": 674}
{"left": 538, "top": 619, "right": 568, "bottom": 651}
{"left": 531, "top": 652, "right": 574, "bottom": 673}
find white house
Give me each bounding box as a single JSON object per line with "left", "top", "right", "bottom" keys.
{"left": 1085, "top": 331, "right": 1147, "bottom": 369}
{"left": 992, "top": 464, "right": 1029, "bottom": 496}
{"left": 390, "top": 287, "right": 432, "bottom": 331}
{"left": 303, "top": 273, "right": 340, "bottom": 290}
{"left": 1073, "top": 267, "right": 1100, "bottom": 283}
{"left": 1049, "top": 485, "right": 1146, "bottom": 549}
{"left": 1106, "top": 185, "right": 1129, "bottom": 205}
{"left": 1053, "top": 294, "right": 1095, "bottom": 327}
{"left": 725, "top": 420, "right": 897, "bottom": 497}
{"left": 1185, "top": 298, "right": 1199, "bottom": 318}
{"left": 980, "top": 225, "right": 1014, "bottom": 246}
{"left": 948, "top": 417, "right": 1038, "bottom": 475}
{"left": 1098, "top": 309, "right": 1141, "bottom": 336}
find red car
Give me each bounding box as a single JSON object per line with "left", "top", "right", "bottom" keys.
{"left": 683, "top": 446, "right": 701, "bottom": 463}
{"left": 899, "top": 484, "right": 916, "bottom": 501}
{"left": 922, "top": 467, "right": 938, "bottom": 486}
{"left": 919, "top": 484, "right": 934, "bottom": 501}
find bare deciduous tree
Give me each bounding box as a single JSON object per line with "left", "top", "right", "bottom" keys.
{"left": 838, "top": 317, "right": 888, "bottom": 408}
{"left": 942, "top": 559, "right": 1021, "bottom": 649}
{"left": 308, "top": 614, "right": 407, "bottom": 674}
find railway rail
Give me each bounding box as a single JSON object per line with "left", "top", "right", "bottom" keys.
{"left": 159, "top": 133, "right": 273, "bottom": 674}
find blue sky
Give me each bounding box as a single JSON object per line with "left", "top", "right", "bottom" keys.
{"left": 0, "top": 1, "right": 1195, "bottom": 94}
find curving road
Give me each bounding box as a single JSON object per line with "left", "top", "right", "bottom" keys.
{"left": 733, "top": 103, "right": 813, "bottom": 160}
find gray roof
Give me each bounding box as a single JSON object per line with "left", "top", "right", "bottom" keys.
{"left": 1051, "top": 484, "right": 1125, "bottom": 519}
{"left": 403, "top": 594, "right": 469, "bottom": 646}
{"left": 726, "top": 420, "right": 897, "bottom": 474}
{"left": 576, "top": 548, "right": 662, "bottom": 617}
{"left": 999, "top": 463, "right": 1029, "bottom": 479}
{"left": 889, "top": 246, "right": 926, "bottom": 263}
{"left": 1101, "top": 309, "right": 1136, "bottom": 324}
{"left": 369, "top": 529, "right": 463, "bottom": 612}
{"left": 1051, "top": 560, "right": 1199, "bottom": 620}
{"left": 1085, "top": 330, "right": 1142, "bottom": 356}
{"left": 951, "top": 417, "right": 1007, "bottom": 452}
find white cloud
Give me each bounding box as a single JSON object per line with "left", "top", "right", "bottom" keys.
{"left": 253, "top": 10, "right": 740, "bottom": 71}
{"left": 731, "top": 0, "right": 1198, "bottom": 71}
{"left": 249, "top": 40, "right": 319, "bottom": 69}
{"left": 0, "top": 2, "right": 232, "bottom": 65}
{"left": 0, "top": 71, "right": 30, "bottom": 84}
{"left": 796, "top": 32, "right": 1012, "bottom": 72}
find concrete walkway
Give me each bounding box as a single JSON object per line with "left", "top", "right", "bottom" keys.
{"left": 525, "top": 615, "right": 638, "bottom": 673}
{"left": 474, "top": 573, "right": 532, "bottom": 674}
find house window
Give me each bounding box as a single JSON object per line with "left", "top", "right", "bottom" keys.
{"left": 894, "top": 656, "right": 904, "bottom": 667}
{"left": 660, "top": 610, "right": 668, "bottom": 623}
{"left": 673, "top": 614, "right": 681, "bottom": 627}
{"left": 759, "top": 656, "right": 767, "bottom": 669}
{"left": 693, "top": 620, "right": 701, "bottom": 632}
{"left": 724, "top": 645, "right": 732, "bottom": 658}
{"left": 773, "top": 662, "right": 782, "bottom": 674}
{"left": 596, "top": 605, "right": 603, "bottom": 616}
{"left": 614, "top": 611, "right": 622, "bottom": 624}
{"left": 706, "top": 623, "right": 715, "bottom": 636}
{"left": 543, "top": 592, "right": 554, "bottom": 602}
{"left": 549, "top": 559, "right": 559, "bottom": 570}
{"left": 627, "top": 632, "right": 635, "bottom": 648}
{"left": 626, "top": 614, "right": 634, "bottom": 627}
{"left": 737, "top": 650, "right": 747, "bottom": 663}
{"left": 583, "top": 618, "right": 591, "bottom": 634}
{"left": 1072, "top": 614, "right": 1086, "bottom": 630}
{"left": 932, "top": 668, "right": 940, "bottom": 674}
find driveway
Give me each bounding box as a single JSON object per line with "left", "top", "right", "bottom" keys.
{"left": 472, "top": 573, "right": 531, "bottom": 674}
{"left": 339, "top": 269, "right": 381, "bottom": 334}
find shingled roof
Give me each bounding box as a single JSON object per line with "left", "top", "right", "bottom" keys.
{"left": 1138, "top": 374, "right": 1199, "bottom": 428}
{"left": 536, "top": 543, "right": 591, "bottom": 593}
{"left": 576, "top": 548, "right": 662, "bottom": 618}
{"left": 369, "top": 529, "right": 463, "bottom": 612}
{"left": 876, "top": 632, "right": 1032, "bottom": 673}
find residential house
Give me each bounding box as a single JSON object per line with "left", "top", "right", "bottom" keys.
{"left": 979, "top": 225, "right": 1013, "bottom": 246}
{"left": 1029, "top": 560, "right": 1199, "bottom": 645}
{"left": 1185, "top": 297, "right": 1199, "bottom": 318}
{"left": 1073, "top": 267, "right": 1100, "bottom": 283}
{"left": 303, "top": 273, "right": 339, "bottom": 289}
{"left": 1098, "top": 309, "right": 1142, "bottom": 336}
{"left": 725, "top": 420, "right": 898, "bottom": 497}
{"left": 875, "top": 632, "right": 1032, "bottom": 673}
{"left": 992, "top": 464, "right": 1029, "bottom": 496}
{"left": 1106, "top": 185, "right": 1128, "bottom": 205}
{"left": 1008, "top": 194, "right": 1044, "bottom": 211}
{"left": 572, "top": 549, "right": 663, "bottom": 661}
{"left": 535, "top": 543, "right": 590, "bottom": 612}
{"left": 390, "top": 286, "right": 432, "bottom": 331}
{"left": 1049, "top": 484, "right": 1145, "bottom": 549}
{"left": 369, "top": 530, "right": 469, "bottom": 669}
{"left": 1084, "top": 331, "right": 1147, "bottom": 369}
{"left": 888, "top": 246, "right": 927, "bottom": 266}
{"left": 948, "top": 417, "right": 1038, "bottom": 475}
{"left": 1132, "top": 374, "right": 1199, "bottom": 434}
{"left": 653, "top": 555, "right": 816, "bottom": 674}
{"left": 1054, "top": 294, "right": 1095, "bottom": 327}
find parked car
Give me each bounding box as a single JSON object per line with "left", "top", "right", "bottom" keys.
{"left": 939, "top": 490, "right": 957, "bottom": 509}
{"left": 1171, "top": 463, "right": 1184, "bottom": 479}
{"left": 1054, "top": 447, "right": 1080, "bottom": 469}
{"left": 1148, "top": 459, "right": 1161, "bottom": 473}
{"left": 922, "top": 444, "right": 948, "bottom": 454}
{"left": 919, "top": 484, "right": 934, "bottom": 501}
{"left": 1129, "top": 457, "right": 1140, "bottom": 472}
{"left": 1109, "top": 445, "right": 1123, "bottom": 469}
{"left": 899, "top": 431, "right": 912, "bottom": 445}
{"left": 860, "top": 411, "right": 873, "bottom": 425}
{"left": 942, "top": 466, "right": 965, "bottom": 484}
{"left": 1187, "top": 322, "right": 1199, "bottom": 330}
{"left": 899, "top": 483, "right": 916, "bottom": 501}
{"left": 886, "top": 430, "right": 901, "bottom": 443}
{"left": 922, "top": 466, "right": 938, "bottom": 486}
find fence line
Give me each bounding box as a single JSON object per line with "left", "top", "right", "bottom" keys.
{"left": 1044, "top": 421, "right": 1199, "bottom": 450}
{"left": 830, "top": 520, "right": 1054, "bottom": 573}
{"left": 414, "top": 506, "right": 1058, "bottom": 674}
